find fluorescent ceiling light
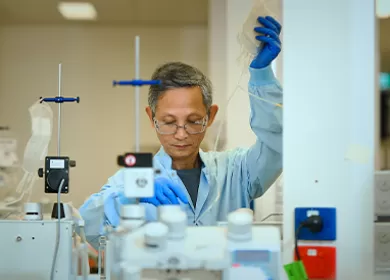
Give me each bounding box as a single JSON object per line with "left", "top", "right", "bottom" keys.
{"left": 377, "top": 0, "right": 390, "bottom": 19}
{"left": 58, "top": 2, "right": 97, "bottom": 20}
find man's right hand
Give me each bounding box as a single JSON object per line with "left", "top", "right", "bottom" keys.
{"left": 140, "top": 177, "right": 188, "bottom": 206}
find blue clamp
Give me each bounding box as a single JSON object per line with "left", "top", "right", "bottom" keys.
{"left": 40, "top": 96, "right": 80, "bottom": 103}
{"left": 112, "top": 79, "right": 161, "bottom": 87}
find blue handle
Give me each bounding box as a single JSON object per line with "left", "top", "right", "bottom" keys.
{"left": 112, "top": 79, "right": 161, "bottom": 87}
{"left": 40, "top": 96, "right": 80, "bottom": 103}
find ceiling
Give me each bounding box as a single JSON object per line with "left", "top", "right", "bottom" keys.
{"left": 0, "top": 0, "right": 389, "bottom": 71}
{"left": 0, "top": 0, "right": 209, "bottom": 25}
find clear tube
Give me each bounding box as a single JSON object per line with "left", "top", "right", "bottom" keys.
{"left": 98, "top": 236, "right": 107, "bottom": 277}
{"left": 72, "top": 246, "right": 78, "bottom": 280}
{"left": 78, "top": 243, "right": 89, "bottom": 280}
{"left": 50, "top": 179, "right": 65, "bottom": 280}
{"left": 213, "top": 70, "right": 246, "bottom": 151}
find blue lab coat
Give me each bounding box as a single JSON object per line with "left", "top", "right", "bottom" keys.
{"left": 79, "top": 65, "right": 283, "bottom": 248}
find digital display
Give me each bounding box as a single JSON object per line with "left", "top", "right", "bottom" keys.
{"left": 50, "top": 159, "right": 65, "bottom": 169}
{"left": 234, "top": 250, "right": 270, "bottom": 263}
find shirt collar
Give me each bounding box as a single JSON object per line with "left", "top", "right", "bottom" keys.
{"left": 154, "top": 146, "right": 211, "bottom": 174}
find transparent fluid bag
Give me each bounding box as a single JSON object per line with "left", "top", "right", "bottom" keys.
{"left": 237, "top": 0, "right": 276, "bottom": 68}
{"left": 0, "top": 100, "right": 53, "bottom": 218}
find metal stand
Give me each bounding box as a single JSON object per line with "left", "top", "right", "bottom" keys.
{"left": 105, "top": 36, "right": 160, "bottom": 279}
{"left": 112, "top": 36, "right": 160, "bottom": 153}
{"left": 40, "top": 64, "right": 80, "bottom": 155}
{"left": 112, "top": 36, "right": 160, "bottom": 202}
{"left": 38, "top": 63, "right": 79, "bottom": 195}
{"left": 37, "top": 63, "right": 81, "bottom": 280}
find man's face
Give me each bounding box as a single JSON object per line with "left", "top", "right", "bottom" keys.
{"left": 146, "top": 87, "right": 218, "bottom": 161}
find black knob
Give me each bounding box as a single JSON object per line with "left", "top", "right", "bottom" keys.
{"left": 69, "top": 160, "right": 76, "bottom": 168}
{"left": 38, "top": 168, "right": 44, "bottom": 178}
{"left": 117, "top": 155, "right": 124, "bottom": 167}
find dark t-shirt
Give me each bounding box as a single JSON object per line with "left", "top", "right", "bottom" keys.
{"left": 176, "top": 168, "right": 201, "bottom": 207}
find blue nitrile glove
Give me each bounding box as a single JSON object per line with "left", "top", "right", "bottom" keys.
{"left": 102, "top": 191, "right": 135, "bottom": 228}
{"left": 250, "top": 16, "right": 282, "bottom": 69}
{"left": 140, "top": 177, "right": 189, "bottom": 206}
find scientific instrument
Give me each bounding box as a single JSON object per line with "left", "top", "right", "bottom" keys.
{"left": 0, "top": 64, "right": 88, "bottom": 280}
{"left": 0, "top": 126, "right": 18, "bottom": 197}
{"left": 112, "top": 36, "right": 160, "bottom": 203}
{"left": 106, "top": 205, "right": 281, "bottom": 280}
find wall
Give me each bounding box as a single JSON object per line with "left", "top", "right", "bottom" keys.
{"left": 283, "top": 1, "right": 376, "bottom": 279}
{"left": 0, "top": 24, "right": 208, "bottom": 207}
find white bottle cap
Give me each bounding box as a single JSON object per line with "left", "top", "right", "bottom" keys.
{"left": 121, "top": 264, "right": 141, "bottom": 280}
{"left": 160, "top": 210, "right": 187, "bottom": 240}
{"left": 144, "top": 222, "right": 169, "bottom": 249}
{"left": 227, "top": 210, "right": 253, "bottom": 241}
{"left": 120, "top": 204, "right": 145, "bottom": 220}
{"left": 24, "top": 202, "right": 43, "bottom": 221}
{"left": 158, "top": 205, "right": 182, "bottom": 219}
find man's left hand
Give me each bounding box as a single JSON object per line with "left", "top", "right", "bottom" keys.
{"left": 250, "top": 16, "right": 282, "bottom": 69}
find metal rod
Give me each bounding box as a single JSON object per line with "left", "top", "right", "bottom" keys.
{"left": 134, "top": 36, "right": 140, "bottom": 153}
{"left": 57, "top": 63, "right": 62, "bottom": 156}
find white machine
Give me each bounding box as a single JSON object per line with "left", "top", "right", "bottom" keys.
{"left": 0, "top": 205, "right": 75, "bottom": 280}
{"left": 106, "top": 205, "right": 281, "bottom": 280}
{"left": 0, "top": 205, "right": 281, "bottom": 280}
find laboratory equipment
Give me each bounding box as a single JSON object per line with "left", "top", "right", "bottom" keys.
{"left": 37, "top": 63, "right": 79, "bottom": 214}
{"left": 374, "top": 171, "right": 390, "bottom": 272}
{"left": 0, "top": 126, "right": 19, "bottom": 207}
{"left": 107, "top": 206, "right": 281, "bottom": 280}
{"left": 0, "top": 63, "right": 86, "bottom": 280}
{"left": 0, "top": 126, "right": 18, "bottom": 170}
{"left": 0, "top": 102, "right": 54, "bottom": 219}
{"left": 112, "top": 36, "right": 160, "bottom": 204}
{"left": 92, "top": 35, "right": 162, "bottom": 280}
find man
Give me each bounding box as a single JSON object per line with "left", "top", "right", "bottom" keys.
{"left": 80, "top": 16, "right": 282, "bottom": 244}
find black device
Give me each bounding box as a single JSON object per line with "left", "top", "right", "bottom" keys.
{"left": 38, "top": 156, "right": 76, "bottom": 194}
{"left": 117, "top": 152, "right": 153, "bottom": 168}
{"left": 381, "top": 90, "right": 390, "bottom": 139}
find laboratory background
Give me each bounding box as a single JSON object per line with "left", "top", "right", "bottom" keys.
{"left": 0, "top": 0, "right": 283, "bottom": 220}
{"left": 0, "top": 0, "right": 389, "bottom": 279}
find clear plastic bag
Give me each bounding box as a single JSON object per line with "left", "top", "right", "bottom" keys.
{"left": 237, "top": 0, "right": 277, "bottom": 67}
{"left": 0, "top": 101, "right": 53, "bottom": 215}
{"left": 22, "top": 101, "right": 53, "bottom": 174}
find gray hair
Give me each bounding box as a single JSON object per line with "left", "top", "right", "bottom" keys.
{"left": 148, "top": 62, "right": 213, "bottom": 116}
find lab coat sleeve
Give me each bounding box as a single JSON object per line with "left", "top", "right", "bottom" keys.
{"left": 236, "top": 65, "right": 283, "bottom": 200}
{"left": 78, "top": 169, "right": 158, "bottom": 248}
